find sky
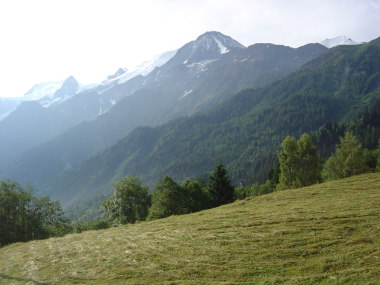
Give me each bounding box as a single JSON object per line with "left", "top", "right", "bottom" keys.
{"left": 0, "top": 0, "right": 379, "bottom": 98}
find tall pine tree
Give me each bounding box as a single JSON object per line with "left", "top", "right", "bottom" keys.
{"left": 208, "top": 161, "right": 234, "bottom": 207}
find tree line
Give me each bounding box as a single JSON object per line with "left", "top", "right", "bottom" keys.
{"left": 0, "top": 161, "right": 235, "bottom": 246}
{"left": 102, "top": 161, "right": 234, "bottom": 224}
{"left": 235, "top": 131, "right": 377, "bottom": 199}
{"left": 0, "top": 181, "right": 71, "bottom": 246}
{"left": 1, "top": 130, "right": 377, "bottom": 245}
{"left": 101, "top": 131, "right": 377, "bottom": 226}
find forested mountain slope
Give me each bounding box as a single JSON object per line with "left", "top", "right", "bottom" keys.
{"left": 1, "top": 33, "right": 327, "bottom": 189}
{"left": 48, "top": 37, "right": 380, "bottom": 211}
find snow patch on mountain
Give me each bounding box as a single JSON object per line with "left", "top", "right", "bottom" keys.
{"left": 178, "top": 89, "right": 193, "bottom": 100}
{"left": 37, "top": 76, "right": 80, "bottom": 107}
{"left": 102, "top": 50, "right": 177, "bottom": 86}
{"left": 20, "top": 76, "right": 90, "bottom": 108}
{"left": 107, "top": 68, "right": 128, "bottom": 81}
{"left": 187, "top": 59, "right": 217, "bottom": 73}
{"left": 176, "top": 31, "right": 245, "bottom": 66}
{"left": 197, "top": 31, "right": 245, "bottom": 49}
{"left": 23, "top": 80, "right": 64, "bottom": 101}
{"left": 320, "top": 36, "right": 359, "bottom": 48}
{"left": 213, "top": 37, "right": 229, "bottom": 54}
{"left": 77, "top": 82, "right": 98, "bottom": 93}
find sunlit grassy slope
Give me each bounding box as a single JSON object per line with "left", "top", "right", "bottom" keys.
{"left": 1, "top": 173, "right": 380, "bottom": 284}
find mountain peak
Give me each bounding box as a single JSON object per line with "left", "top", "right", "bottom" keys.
{"left": 196, "top": 31, "right": 229, "bottom": 40}
{"left": 320, "top": 35, "right": 359, "bottom": 48}
{"left": 23, "top": 80, "right": 64, "bottom": 100}
{"left": 48, "top": 76, "right": 79, "bottom": 105}
{"left": 195, "top": 31, "right": 245, "bottom": 53}
{"left": 170, "top": 31, "right": 245, "bottom": 66}
{"left": 63, "top": 75, "right": 78, "bottom": 86}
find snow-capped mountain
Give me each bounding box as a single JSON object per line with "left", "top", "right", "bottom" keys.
{"left": 23, "top": 80, "right": 64, "bottom": 101}
{"left": 102, "top": 50, "right": 177, "bottom": 86}
{"left": 38, "top": 76, "right": 79, "bottom": 107}
{"left": 0, "top": 80, "right": 66, "bottom": 120}
{"left": 1, "top": 47, "right": 174, "bottom": 120}
{"left": 320, "top": 36, "right": 359, "bottom": 48}
{"left": 169, "top": 31, "right": 245, "bottom": 66}
{"left": 22, "top": 76, "right": 85, "bottom": 108}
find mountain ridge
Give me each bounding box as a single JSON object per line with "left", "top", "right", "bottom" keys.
{"left": 1, "top": 33, "right": 328, "bottom": 189}
{"left": 44, "top": 37, "right": 380, "bottom": 212}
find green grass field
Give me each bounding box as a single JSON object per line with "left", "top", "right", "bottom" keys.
{"left": 1, "top": 173, "right": 380, "bottom": 284}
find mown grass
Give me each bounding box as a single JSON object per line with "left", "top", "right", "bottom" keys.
{"left": 1, "top": 173, "right": 380, "bottom": 284}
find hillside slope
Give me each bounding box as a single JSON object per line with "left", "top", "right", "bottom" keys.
{"left": 1, "top": 173, "right": 379, "bottom": 284}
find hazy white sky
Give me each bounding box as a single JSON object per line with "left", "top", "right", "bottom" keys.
{"left": 0, "top": 0, "right": 379, "bottom": 97}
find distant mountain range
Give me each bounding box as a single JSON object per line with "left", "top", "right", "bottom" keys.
{"left": 47, "top": 36, "right": 380, "bottom": 218}
{"left": 0, "top": 48, "right": 177, "bottom": 168}
{"left": 1, "top": 31, "right": 377, "bottom": 221}
{"left": 0, "top": 34, "right": 358, "bottom": 121}
{"left": 1, "top": 32, "right": 328, "bottom": 192}
{"left": 0, "top": 50, "right": 177, "bottom": 120}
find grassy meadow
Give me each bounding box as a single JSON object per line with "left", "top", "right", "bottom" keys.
{"left": 1, "top": 173, "right": 380, "bottom": 284}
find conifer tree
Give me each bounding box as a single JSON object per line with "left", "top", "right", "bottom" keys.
{"left": 208, "top": 161, "right": 234, "bottom": 207}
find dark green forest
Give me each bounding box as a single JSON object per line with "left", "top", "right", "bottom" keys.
{"left": 40, "top": 37, "right": 380, "bottom": 221}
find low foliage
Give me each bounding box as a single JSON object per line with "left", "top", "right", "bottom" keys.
{"left": 234, "top": 179, "right": 274, "bottom": 200}
{"left": 73, "top": 220, "right": 112, "bottom": 233}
